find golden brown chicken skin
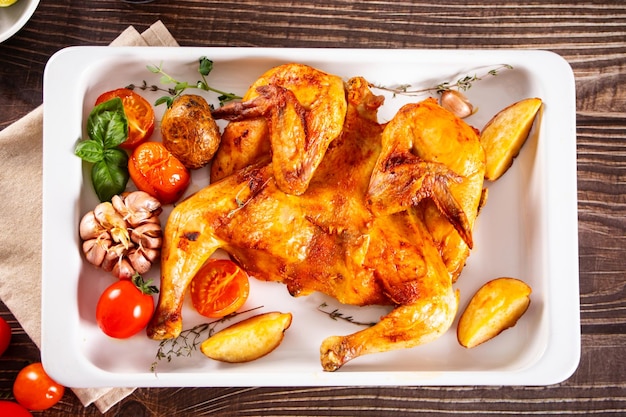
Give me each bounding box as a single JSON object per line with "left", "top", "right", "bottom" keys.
{"left": 368, "top": 98, "right": 486, "bottom": 280}
{"left": 211, "top": 63, "right": 347, "bottom": 196}
{"left": 147, "top": 71, "right": 485, "bottom": 371}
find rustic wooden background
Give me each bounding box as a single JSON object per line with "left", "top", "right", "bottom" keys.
{"left": 1, "top": 0, "right": 625, "bottom": 415}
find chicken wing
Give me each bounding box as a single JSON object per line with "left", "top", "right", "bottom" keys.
{"left": 210, "top": 63, "right": 347, "bottom": 196}
{"left": 367, "top": 98, "right": 485, "bottom": 280}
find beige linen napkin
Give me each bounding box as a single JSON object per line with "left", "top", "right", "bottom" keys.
{"left": 0, "top": 20, "right": 178, "bottom": 414}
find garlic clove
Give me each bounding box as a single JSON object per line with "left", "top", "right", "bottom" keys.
{"left": 94, "top": 202, "right": 132, "bottom": 249}
{"left": 131, "top": 223, "right": 163, "bottom": 249}
{"left": 141, "top": 247, "right": 160, "bottom": 263}
{"left": 439, "top": 90, "right": 474, "bottom": 119}
{"left": 127, "top": 248, "right": 153, "bottom": 275}
{"left": 121, "top": 191, "right": 162, "bottom": 227}
{"left": 79, "top": 211, "right": 107, "bottom": 241}
{"left": 101, "top": 243, "right": 129, "bottom": 272}
{"left": 113, "top": 258, "right": 136, "bottom": 280}
{"left": 111, "top": 194, "right": 130, "bottom": 222}
{"left": 82, "top": 238, "right": 110, "bottom": 267}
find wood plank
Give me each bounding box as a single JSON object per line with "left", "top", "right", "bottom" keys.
{"left": 0, "top": 0, "right": 624, "bottom": 415}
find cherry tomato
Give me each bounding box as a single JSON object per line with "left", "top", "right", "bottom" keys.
{"left": 13, "top": 362, "right": 64, "bottom": 411}
{"left": 129, "top": 141, "right": 191, "bottom": 205}
{"left": 96, "top": 274, "right": 158, "bottom": 339}
{"left": 0, "top": 316, "right": 11, "bottom": 357}
{"left": 190, "top": 259, "right": 250, "bottom": 318}
{"left": 0, "top": 401, "right": 33, "bottom": 417}
{"left": 95, "top": 88, "right": 155, "bottom": 149}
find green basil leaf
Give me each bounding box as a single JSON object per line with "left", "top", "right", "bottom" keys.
{"left": 91, "top": 158, "right": 129, "bottom": 202}
{"left": 74, "top": 139, "right": 103, "bottom": 163}
{"left": 103, "top": 147, "right": 129, "bottom": 169}
{"left": 87, "top": 97, "right": 128, "bottom": 147}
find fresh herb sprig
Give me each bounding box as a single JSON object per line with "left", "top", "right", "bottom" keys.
{"left": 133, "top": 57, "right": 242, "bottom": 108}
{"left": 317, "top": 302, "right": 377, "bottom": 327}
{"left": 151, "top": 306, "right": 263, "bottom": 373}
{"left": 370, "top": 64, "right": 513, "bottom": 97}
{"left": 74, "top": 97, "right": 129, "bottom": 202}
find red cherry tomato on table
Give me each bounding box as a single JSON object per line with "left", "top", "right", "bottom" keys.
{"left": 0, "top": 316, "right": 11, "bottom": 356}
{"left": 0, "top": 401, "right": 32, "bottom": 417}
{"left": 12, "top": 362, "right": 64, "bottom": 411}
{"left": 190, "top": 259, "right": 250, "bottom": 318}
{"left": 96, "top": 274, "right": 158, "bottom": 339}
{"left": 95, "top": 88, "right": 155, "bottom": 149}
{"left": 129, "top": 141, "right": 191, "bottom": 205}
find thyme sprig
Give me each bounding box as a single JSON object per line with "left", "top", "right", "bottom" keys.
{"left": 150, "top": 306, "right": 263, "bottom": 373}
{"left": 317, "top": 302, "right": 377, "bottom": 327}
{"left": 370, "top": 64, "right": 513, "bottom": 97}
{"left": 129, "top": 57, "right": 242, "bottom": 108}
{"left": 126, "top": 79, "right": 171, "bottom": 95}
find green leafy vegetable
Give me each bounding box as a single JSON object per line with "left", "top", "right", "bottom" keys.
{"left": 75, "top": 97, "right": 129, "bottom": 202}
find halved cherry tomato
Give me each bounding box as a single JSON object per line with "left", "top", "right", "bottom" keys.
{"left": 0, "top": 316, "right": 11, "bottom": 357}
{"left": 129, "top": 141, "right": 191, "bottom": 205}
{"left": 190, "top": 259, "right": 250, "bottom": 318}
{"left": 13, "top": 362, "right": 64, "bottom": 411}
{"left": 95, "top": 88, "right": 155, "bottom": 149}
{"left": 96, "top": 274, "right": 158, "bottom": 339}
{"left": 0, "top": 401, "right": 32, "bottom": 417}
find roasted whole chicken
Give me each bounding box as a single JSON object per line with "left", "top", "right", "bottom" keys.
{"left": 147, "top": 64, "right": 486, "bottom": 371}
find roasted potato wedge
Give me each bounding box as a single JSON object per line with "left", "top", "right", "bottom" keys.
{"left": 200, "top": 312, "right": 292, "bottom": 363}
{"left": 161, "top": 94, "right": 221, "bottom": 169}
{"left": 480, "top": 97, "right": 542, "bottom": 181}
{"left": 457, "top": 277, "right": 531, "bottom": 348}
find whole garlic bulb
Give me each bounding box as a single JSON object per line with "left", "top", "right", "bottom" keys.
{"left": 79, "top": 191, "right": 163, "bottom": 279}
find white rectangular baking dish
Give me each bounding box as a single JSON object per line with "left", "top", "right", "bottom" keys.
{"left": 41, "top": 47, "right": 579, "bottom": 387}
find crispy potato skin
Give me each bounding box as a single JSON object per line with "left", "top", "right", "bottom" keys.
{"left": 457, "top": 277, "right": 532, "bottom": 348}
{"left": 200, "top": 312, "right": 292, "bottom": 363}
{"left": 161, "top": 94, "right": 221, "bottom": 169}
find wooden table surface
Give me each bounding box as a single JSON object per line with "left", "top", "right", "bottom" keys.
{"left": 1, "top": 1, "right": 625, "bottom": 415}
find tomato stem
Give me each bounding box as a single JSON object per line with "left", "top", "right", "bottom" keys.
{"left": 132, "top": 273, "right": 159, "bottom": 295}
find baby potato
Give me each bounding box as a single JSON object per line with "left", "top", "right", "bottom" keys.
{"left": 161, "top": 94, "right": 221, "bottom": 169}
{"left": 480, "top": 97, "right": 542, "bottom": 181}
{"left": 457, "top": 277, "right": 531, "bottom": 348}
{"left": 200, "top": 312, "right": 292, "bottom": 363}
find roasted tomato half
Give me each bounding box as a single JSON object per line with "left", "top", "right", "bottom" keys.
{"left": 129, "top": 141, "right": 191, "bottom": 205}
{"left": 95, "top": 88, "right": 155, "bottom": 149}
{"left": 190, "top": 259, "right": 250, "bottom": 318}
